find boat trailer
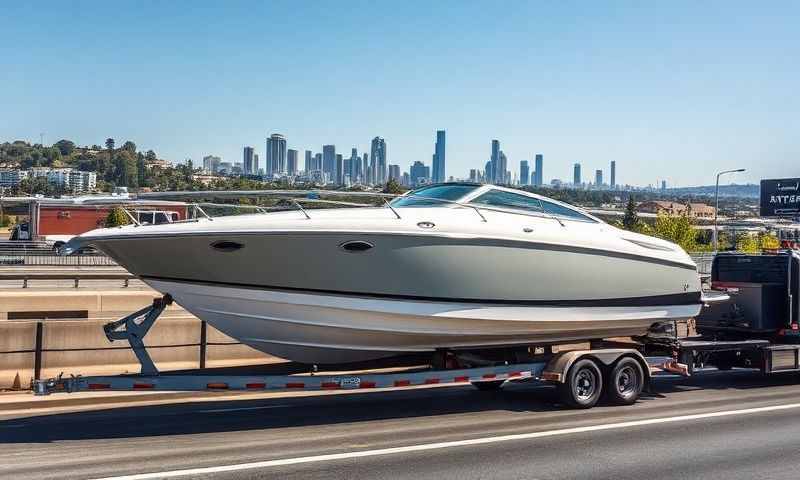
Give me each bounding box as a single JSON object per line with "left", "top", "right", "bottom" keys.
{"left": 33, "top": 295, "right": 694, "bottom": 408}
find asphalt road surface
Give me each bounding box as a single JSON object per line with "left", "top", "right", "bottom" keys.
{"left": 4, "top": 370, "right": 800, "bottom": 480}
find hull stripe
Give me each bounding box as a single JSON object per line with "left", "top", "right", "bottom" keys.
{"left": 141, "top": 275, "right": 702, "bottom": 307}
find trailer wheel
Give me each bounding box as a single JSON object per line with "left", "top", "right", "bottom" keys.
{"left": 471, "top": 380, "right": 505, "bottom": 391}
{"left": 604, "top": 357, "right": 644, "bottom": 406}
{"left": 557, "top": 358, "right": 603, "bottom": 409}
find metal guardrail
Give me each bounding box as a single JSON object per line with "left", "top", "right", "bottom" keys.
{"left": 0, "top": 250, "right": 118, "bottom": 266}
{"left": 0, "top": 272, "right": 134, "bottom": 288}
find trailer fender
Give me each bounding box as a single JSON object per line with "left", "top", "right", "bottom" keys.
{"left": 541, "top": 349, "right": 650, "bottom": 385}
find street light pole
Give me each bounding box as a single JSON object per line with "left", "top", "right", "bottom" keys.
{"left": 713, "top": 168, "right": 746, "bottom": 252}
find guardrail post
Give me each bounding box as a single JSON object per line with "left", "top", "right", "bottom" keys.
{"left": 74, "top": 278, "right": 79, "bottom": 288}
{"left": 34, "top": 322, "right": 43, "bottom": 381}
{"left": 23, "top": 277, "right": 28, "bottom": 288}
{"left": 199, "top": 320, "right": 208, "bottom": 369}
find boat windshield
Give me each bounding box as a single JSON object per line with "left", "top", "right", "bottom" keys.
{"left": 391, "top": 184, "right": 479, "bottom": 207}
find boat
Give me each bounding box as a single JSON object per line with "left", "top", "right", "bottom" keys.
{"left": 62, "top": 183, "right": 703, "bottom": 364}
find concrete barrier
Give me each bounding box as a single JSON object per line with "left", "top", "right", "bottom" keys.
{"left": 0, "top": 289, "right": 274, "bottom": 389}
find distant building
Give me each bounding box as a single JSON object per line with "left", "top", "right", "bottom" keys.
{"left": 253, "top": 154, "right": 259, "bottom": 175}
{"left": 287, "top": 149, "right": 298, "bottom": 175}
{"left": 573, "top": 163, "right": 581, "bottom": 185}
{"left": 498, "top": 151, "right": 508, "bottom": 185}
{"left": 371, "top": 137, "right": 387, "bottom": 184}
{"left": 362, "top": 153, "right": 369, "bottom": 184}
{"left": 520, "top": 160, "right": 530, "bottom": 186}
{"left": 388, "top": 164, "right": 400, "bottom": 181}
{"left": 266, "top": 134, "right": 287, "bottom": 175}
{"left": 202, "top": 155, "right": 222, "bottom": 174}
{"left": 304, "top": 150, "right": 313, "bottom": 173}
{"left": 243, "top": 147, "right": 255, "bottom": 175}
{"left": 409, "top": 161, "right": 430, "bottom": 187}
{"left": 639, "top": 201, "right": 716, "bottom": 219}
{"left": 610, "top": 161, "right": 616, "bottom": 189}
{"left": 490, "top": 140, "right": 500, "bottom": 184}
{"left": 0, "top": 169, "right": 29, "bottom": 187}
{"left": 349, "top": 148, "right": 360, "bottom": 183}
{"left": 218, "top": 162, "right": 233, "bottom": 174}
{"left": 432, "top": 130, "right": 446, "bottom": 183}
{"left": 661, "top": 180, "right": 667, "bottom": 191}
{"left": 322, "top": 145, "right": 336, "bottom": 180}
{"left": 469, "top": 169, "right": 478, "bottom": 183}
{"left": 534, "top": 154, "right": 544, "bottom": 186}
{"left": 595, "top": 169, "right": 603, "bottom": 187}
{"left": 335, "top": 154, "right": 343, "bottom": 185}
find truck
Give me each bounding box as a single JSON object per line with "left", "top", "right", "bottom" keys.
{"left": 7, "top": 197, "right": 188, "bottom": 249}
{"left": 33, "top": 250, "right": 800, "bottom": 410}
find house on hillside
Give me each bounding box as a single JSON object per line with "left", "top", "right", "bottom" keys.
{"left": 638, "top": 200, "right": 716, "bottom": 219}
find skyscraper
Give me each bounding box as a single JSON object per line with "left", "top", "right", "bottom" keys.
{"left": 287, "top": 149, "right": 298, "bottom": 175}
{"left": 349, "top": 148, "right": 360, "bottom": 183}
{"left": 304, "top": 150, "right": 312, "bottom": 173}
{"left": 498, "top": 151, "right": 508, "bottom": 184}
{"left": 322, "top": 145, "right": 336, "bottom": 180}
{"left": 335, "top": 154, "right": 343, "bottom": 185}
{"left": 242, "top": 146, "right": 255, "bottom": 175}
{"left": 432, "top": 130, "right": 446, "bottom": 183}
{"left": 534, "top": 154, "right": 544, "bottom": 186}
{"left": 202, "top": 155, "right": 221, "bottom": 174}
{"left": 253, "top": 154, "right": 259, "bottom": 175}
{"left": 362, "top": 153, "right": 368, "bottom": 184}
{"left": 520, "top": 160, "right": 530, "bottom": 186}
{"left": 610, "top": 161, "right": 616, "bottom": 189}
{"left": 388, "top": 164, "right": 400, "bottom": 181}
{"left": 266, "top": 134, "right": 287, "bottom": 176}
{"left": 573, "top": 163, "right": 581, "bottom": 185}
{"left": 595, "top": 169, "right": 603, "bottom": 186}
{"left": 314, "top": 153, "right": 322, "bottom": 172}
{"left": 371, "top": 137, "right": 387, "bottom": 184}
{"left": 490, "top": 140, "right": 500, "bottom": 184}
{"left": 409, "top": 161, "right": 430, "bottom": 186}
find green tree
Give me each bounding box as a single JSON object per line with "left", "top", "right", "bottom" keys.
{"left": 382, "top": 178, "right": 405, "bottom": 195}
{"left": 54, "top": 139, "right": 76, "bottom": 156}
{"left": 121, "top": 140, "right": 137, "bottom": 153}
{"left": 105, "top": 207, "right": 131, "bottom": 227}
{"left": 652, "top": 212, "right": 697, "bottom": 252}
{"left": 622, "top": 195, "right": 638, "bottom": 231}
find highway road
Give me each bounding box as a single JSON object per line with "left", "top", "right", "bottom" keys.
{"left": 3, "top": 370, "right": 800, "bottom": 480}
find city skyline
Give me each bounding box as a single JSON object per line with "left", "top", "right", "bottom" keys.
{"left": 2, "top": 2, "right": 797, "bottom": 186}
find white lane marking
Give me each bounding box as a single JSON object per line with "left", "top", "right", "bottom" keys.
{"left": 197, "top": 405, "right": 291, "bottom": 413}
{"left": 93, "top": 402, "right": 800, "bottom": 480}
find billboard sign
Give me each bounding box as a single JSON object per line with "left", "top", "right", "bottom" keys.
{"left": 761, "top": 178, "right": 800, "bottom": 217}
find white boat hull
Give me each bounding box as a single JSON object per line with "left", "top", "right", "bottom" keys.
{"left": 146, "top": 279, "right": 702, "bottom": 364}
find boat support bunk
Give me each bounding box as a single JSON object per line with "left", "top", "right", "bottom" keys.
{"left": 33, "top": 295, "right": 712, "bottom": 409}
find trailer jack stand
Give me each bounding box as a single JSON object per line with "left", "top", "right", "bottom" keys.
{"left": 102, "top": 294, "right": 173, "bottom": 375}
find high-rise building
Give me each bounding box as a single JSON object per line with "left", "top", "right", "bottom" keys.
{"left": 362, "top": 153, "right": 369, "bottom": 184}
{"left": 534, "top": 154, "right": 544, "bottom": 186}
{"left": 484, "top": 160, "right": 492, "bottom": 182}
{"left": 287, "top": 149, "right": 298, "bottom": 175}
{"left": 520, "top": 160, "right": 530, "bottom": 186}
{"left": 661, "top": 180, "right": 667, "bottom": 191}
{"left": 490, "top": 140, "right": 500, "bottom": 184}
{"left": 498, "top": 151, "right": 508, "bottom": 184}
{"left": 253, "top": 154, "right": 259, "bottom": 175}
{"left": 573, "top": 163, "right": 581, "bottom": 185}
{"left": 335, "top": 154, "right": 343, "bottom": 185}
{"left": 242, "top": 147, "right": 255, "bottom": 175}
{"left": 202, "top": 155, "right": 222, "bottom": 174}
{"left": 266, "top": 134, "right": 287, "bottom": 175}
{"left": 595, "top": 169, "right": 603, "bottom": 187}
{"left": 432, "top": 130, "right": 446, "bottom": 183}
{"left": 304, "top": 150, "right": 312, "bottom": 173}
{"left": 388, "top": 164, "right": 400, "bottom": 181}
{"left": 349, "top": 148, "right": 360, "bottom": 183}
{"left": 371, "top": 137, "right": 387, "bottom": 184}
{"left": 322, "top": 145, "right": 336, "bottom": 179}
{"left": 409, "top": 161, "right": 430, "bottom": 187}
{"left": 313, "top": 153, "right": 322, "bottom": 172}
{"left": 610, "top": 161, "right": 616, "bottom": 189}
{"left": 469, "top": 169, "right": 478, "bottom": 182}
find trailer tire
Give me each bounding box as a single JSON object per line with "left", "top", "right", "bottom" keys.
{"left": 471, "top": 380, "right": 505, "bottom": 391}
{"left": 604, "top": 357, "right": 644, "bottom": 405}
{"left": 557, "top": 358, "right": 603, "bottom": 409}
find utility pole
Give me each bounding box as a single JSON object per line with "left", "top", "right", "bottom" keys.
{"left": 713, "top": 168, "right": 746, "bottom": 252}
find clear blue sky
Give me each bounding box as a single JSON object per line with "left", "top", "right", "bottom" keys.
{"left": 1, "top": 1, "right": 797, "bottom": 186}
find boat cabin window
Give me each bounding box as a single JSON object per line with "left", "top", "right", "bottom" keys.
{"left": 391, "top": 184, "right": 479, "bottom": 207}
{"left": 469, "top": 189, "right": 544, "bottom": 213}
{"left": 539, "top": 199, "right": 596, "bottom": 222}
